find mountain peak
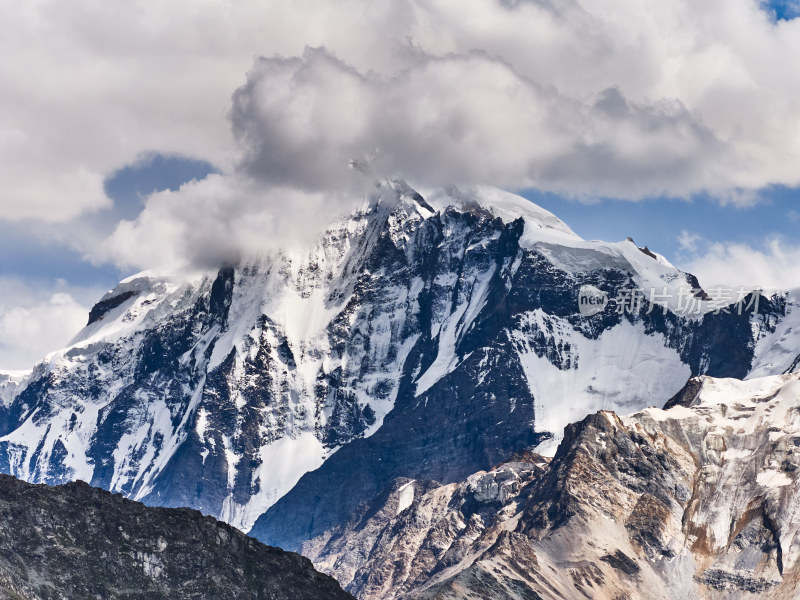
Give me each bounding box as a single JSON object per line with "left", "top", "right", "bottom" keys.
{"left": 427, "top": 184, "right": 580, "bottom": 241}
{"left": 0, "top": 181, "right": 793, "bottom": 555}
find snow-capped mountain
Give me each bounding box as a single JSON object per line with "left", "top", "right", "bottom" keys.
{"left": 0, "top": 180, "right": 793, "bottom": 547}
{"left": 309, "top": 372, "right": 800, "bottom": 599}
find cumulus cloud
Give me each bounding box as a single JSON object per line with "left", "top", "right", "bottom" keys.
{"left": 102, "top": 174, "right": 364, "bottom": 271}
{"left": 5, "top": 0, "right": 800, "bottom": 363}
{"left": 0, "top": 0, "right": 427, "bottom": 221}
{"left": 74, "top": 0, "right": 800, "bottom": 271}
{"left": 0, "top": 279, "right": 101, "bottom": 370}
{"left": 678, "top": 235, "right": 800, "bottom": 290}
{"left": 5, "top": 0, "right": 800, "bottom": 276}
{"left": 4, "top": 0, "right": 800, "bottom": 227}
{"left": 231, "top": 49, "right": 728, "bottom": 199}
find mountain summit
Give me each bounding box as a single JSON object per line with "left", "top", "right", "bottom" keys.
{"left": 0, "top": 181, "right": 794, "bottom": 552}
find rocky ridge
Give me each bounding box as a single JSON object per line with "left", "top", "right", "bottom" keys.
{"left": 305, "top": 372, "right": 800, "bottom": 600}
{"left": 0, "top": 473, "right": 352, "bottom": 600}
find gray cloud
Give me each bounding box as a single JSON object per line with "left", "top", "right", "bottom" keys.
{"left": 13, "top": 0, "right": 800, "bottom": 367}
{"left": 5, "top": 0, "right": 800, "bottom": 226}
{"left": 230, "top": 48, "right": 730, "bottom": 199}
{"left": 5, "top": 0, "right": 800, "bottom": 274}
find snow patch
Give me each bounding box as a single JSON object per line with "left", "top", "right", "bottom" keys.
{"left": 515, "top": 313, "right": 690, "bottom": 456}
{"left": 757, "top": 470, "right": 793, "bottom": 487}
{"left": 219, "top": 432, "right": 326, "bottom": 533}
{"left": 396, "top": 481, "right": 415, "bottom": 515}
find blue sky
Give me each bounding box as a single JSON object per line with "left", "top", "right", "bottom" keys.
{"left": 763, "top": 0, "right": 800, "bottom": 20}
{"left": 0, "top": 154, "right": 217, "bottom": 288}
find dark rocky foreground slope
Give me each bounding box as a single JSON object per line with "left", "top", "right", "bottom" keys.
{"left": 305, "top": 373, "right": 800, "bottom": 599}
{"left": 0, "top": 474, "right": 352, "bottom": 600}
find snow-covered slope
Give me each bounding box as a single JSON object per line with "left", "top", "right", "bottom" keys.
{"left": 254, "top": 185, "right": 789, "bottom": 551}
{"left": 0, "top": 371, "right": 28, "bottom": 408}
{"left": 0, "top": 181, "right": 435, "bottom": 530}
{"left": 307, "top": 372, "right": 800, "bottom": 599}
{"left": 749, "top": 289, "right": 800, "bottom": 378}
{"left": 0, "top": 180, "right": 790, "bottom": 543}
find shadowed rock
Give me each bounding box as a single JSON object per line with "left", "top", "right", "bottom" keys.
{"left": 0, "top": 474, "right": 352, "bottom": 600}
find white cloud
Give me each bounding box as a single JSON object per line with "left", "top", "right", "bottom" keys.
{"left": 678, "top": 235, "right": 800, "bottom": 290}
{"left": 4, "top": 0, "right": 800, "bottom": 360}
{"left": 231, "top": 49, "right": 728, "bottom": 199}
{"left": 0, "top": 278, "right": 100, "bottom": 370}
{"left": 677, "top": 230, "right": 703, "bottom": 253}
{"left": 102, "top": 174, "right": 359, "bottom": 271}
{"left": 0, "top": 0, "right": 430, "bottom": 221}
{"left": 4, "top": 0, "right": 800, "bottom": 227}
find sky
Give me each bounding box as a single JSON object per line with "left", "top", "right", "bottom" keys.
{"left": 2, "top": 0, "right": 800, "bottom": 369}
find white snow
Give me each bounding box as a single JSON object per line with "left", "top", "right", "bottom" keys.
{"left": 396, "top": 481, "right": 416, "bottom": 515}
{"left": 0, "top": 399, "right": 99, "bottom": 483}
{"left": 0, "top": 370, "right": 30, "bottom": 407}
{"left": 749, "top": 289, "right": 800, "bottom": 378}
{"left": 195, "top": 407, "right": 209, "bottom": 443}
{"left": 512, "top": 312, "right": 690, "bottom": 456}
{"left": 222, "top": 431, "right": 325, "bottom": 532}
{"left": 415, "top": 260, "right": 497, "bottom": 396}
{"left": 757, "top": 470, "right": 793, "bottom": 487}
{"left": 0, "top": 369, "right": 31, "bottom": 378}
{"left": 427, "top": 185, "right": 720, "bottom": 320}
{"left": 723, "top": 448, "right": 753, "bottom": 461}
{"left": 4, "top": 180, "right": 797, "bottom": 542}
{"left": 624, "top": 372, "right": 800, "bottom": 561}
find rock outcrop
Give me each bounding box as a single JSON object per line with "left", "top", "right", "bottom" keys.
{"left": 0, "top": 473, "right": 352, "bottom": 600}
{"left": 306, "top": 373, "right": 800, "bottom": 599}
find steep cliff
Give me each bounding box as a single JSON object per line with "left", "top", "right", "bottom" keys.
{"left": 0, "top": 181, "right": 789, "bottom": 552}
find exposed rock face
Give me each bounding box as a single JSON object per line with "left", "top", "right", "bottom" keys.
{"left": 304, "top": 373, "right": 800, "bottom": 600}
{"left": 0, "top": 473, "right": 352, "bottom": 600}
{"left": 0, "top": 180, "right": 791, "bottom": 549}
{"left": 86, "top": 290, "right": 139, "bottom": 325}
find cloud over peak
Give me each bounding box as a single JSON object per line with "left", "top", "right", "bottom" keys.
{"left": 230, "top": 47, "right": 729, "bottom": 199}
{"left": 5, "top": 1, "right": 800, "bottom": 214}
{"left": 5, "top": 0, "right": 800, "bottom": 271}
